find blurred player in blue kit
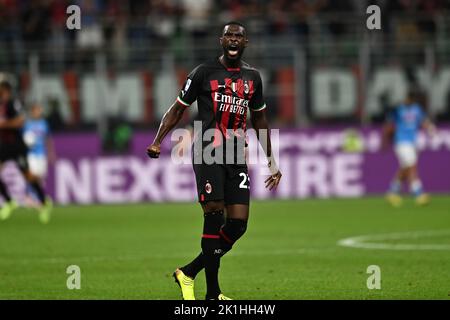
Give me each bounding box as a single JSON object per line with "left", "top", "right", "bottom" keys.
{"left": 23, "top": 103, "right": 56, "bottom": 215}
{"left": 383, "top": 91, "right": 437, "bottom": 207}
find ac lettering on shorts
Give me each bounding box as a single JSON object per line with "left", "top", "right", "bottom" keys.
{"left": 205, "top": 181, "right": 213, "bottom": 194}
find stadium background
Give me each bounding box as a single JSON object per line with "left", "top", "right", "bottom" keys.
{"left": 0, "top": 0, "right": 450, "bottom": 300}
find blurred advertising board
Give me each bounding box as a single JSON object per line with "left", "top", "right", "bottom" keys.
{"left": 2, "top": 127, "right": 449, "bottom": 204}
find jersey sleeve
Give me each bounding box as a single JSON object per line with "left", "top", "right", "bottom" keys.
{"left": 176, "top": 65, "right": 204, "bottom": 107}
{"left": 249, "top": 72, "right": 266, "bottom": 112}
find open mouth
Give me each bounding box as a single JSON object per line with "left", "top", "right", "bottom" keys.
{"left": 227, "top": 45, "right": 239, "bottom": 57}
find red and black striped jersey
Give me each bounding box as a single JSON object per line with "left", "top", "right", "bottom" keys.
{"left": 0, "top": 99, "right": 25, "bottom": 145}
{"left": 176, "top": 57, "right": 266, "bottom": 164}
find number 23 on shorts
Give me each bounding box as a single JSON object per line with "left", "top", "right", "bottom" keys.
{"left": 239, "top": 172, "right": 250, "bottom": 189}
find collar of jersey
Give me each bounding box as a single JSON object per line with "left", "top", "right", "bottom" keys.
{"left": 217, "top": 56, "right": 241, "bottom": 72}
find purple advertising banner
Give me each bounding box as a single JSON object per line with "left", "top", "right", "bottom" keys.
{"left": 2, "top": 127, "right": 449, "bottom": 205}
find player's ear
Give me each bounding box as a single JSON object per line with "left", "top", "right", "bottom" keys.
{"left": 220, "top": 36, "right": 224, "bottom": 46}
{"left": 244, "top": 38, "right": 249, "bottom": 47}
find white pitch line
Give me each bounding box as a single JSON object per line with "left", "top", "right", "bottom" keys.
{"left": 337, "top": 229, "right": 450, "bottom": 251}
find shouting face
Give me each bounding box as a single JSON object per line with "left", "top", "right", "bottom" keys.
{"left": 220, "top": 24, "right": 248, "bottom": 61}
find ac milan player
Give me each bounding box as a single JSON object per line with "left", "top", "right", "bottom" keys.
{"left": 0, "top": 81, "right": 52, "bottom": 223}
{"left": 147, "top": 22, "right": 282, "bottom": 300}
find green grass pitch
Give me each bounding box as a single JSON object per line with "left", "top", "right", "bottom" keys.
{"left": 0, "top": 196, "right": 449, "bottom": 300}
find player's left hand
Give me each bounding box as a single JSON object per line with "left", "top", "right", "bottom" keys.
{"left": 265, "top": 171, "right": 282, "bottom": 191}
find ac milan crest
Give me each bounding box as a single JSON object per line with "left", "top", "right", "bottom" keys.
{"left": 244, "top": 81, "right": 249, "bottom": 94}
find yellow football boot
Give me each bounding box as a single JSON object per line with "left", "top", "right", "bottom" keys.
{"left": 0, "top": 200, "right": 18, "bottom": 221}
{"left": 415, "top": 194, "right": 430, "bottom": 206}
{"left": 38, "top": 197, "right": 53, "bottom": 224}
{"left": 218, "top": 293, "right": 232, "bottom": 300}
{"left": 173, "top": 268, "right": 195, "bottom": 300}
{"left": 386, "top": 193, "right": 403, "bottom": 207}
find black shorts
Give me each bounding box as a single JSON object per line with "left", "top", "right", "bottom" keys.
{"left": 193, "top": 163, "right": 250, "bottom": 205}
{"left": 0, "top": 143, "right": 29, "bottom": 172}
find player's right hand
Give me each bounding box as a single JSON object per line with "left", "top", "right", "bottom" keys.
{"left": 147, "top": 144, "right": 161, "bottom": 159}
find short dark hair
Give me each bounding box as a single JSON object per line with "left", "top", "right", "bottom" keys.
{"left": 0, "top": 81, "right": 12, "bottom": 91}
{"left": 221, "top": 21, "right": 247, "bottom": 36}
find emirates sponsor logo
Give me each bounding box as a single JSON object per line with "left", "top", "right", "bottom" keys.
{"left": 214, "top": 92, "right": 249, "bottom": 107}
{"left": 214, "top": 92, "right": 249, "bottom": 115}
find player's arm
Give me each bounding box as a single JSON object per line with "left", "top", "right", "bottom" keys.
{"left": 0, "top": 114, "right": 25, "bottom": 129}
{"left": 249, "top": 72, "right": 282, "bottom": 190}
{"left": 250, "top": 109, "right": 282, "bottom": 190}
{"left": 147, "top": 102, "right": 187, "bottom": 158}
{"left": 147, "top": 65, "right": 202, "bottom": 159}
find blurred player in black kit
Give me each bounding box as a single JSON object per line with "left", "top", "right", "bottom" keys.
{"left": 0, "top": 81, "right": 52, "bottom": 224}
{"left": 147, "top": 22, "right": 282, "bottom": 300}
